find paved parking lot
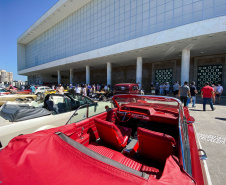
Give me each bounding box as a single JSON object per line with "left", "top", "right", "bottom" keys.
{"left": 189, "top": 97, "right": 226, "bottom": 185}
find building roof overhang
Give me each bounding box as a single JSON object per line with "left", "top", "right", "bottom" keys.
{"left": 17, "top": 0, "right": 92, "bottom": 45}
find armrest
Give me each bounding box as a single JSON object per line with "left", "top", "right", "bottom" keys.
{"left": 123, "top": 138, "right": 138, "bottom": 156}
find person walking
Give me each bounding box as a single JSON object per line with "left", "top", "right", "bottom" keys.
{"left": 165, "top": 82, "right": 170, "bottom": 96}
{"left": 211, "top": 83, "right": 217, "bottom": 104}
{"left": 178, "top": 81, "right": 191, "bottom": 107}
{"left": 87, "top": 84, "right": 91, "bottom": 96}
{"left": 201, "top": 82, "right": 215, "bottom": 111}
{"left": 173, "top": 81, "right": 180, "bottom": 97}
{"left": 155, "top": 82, "right": 160, "bottom": 95}
{"left": 30, "top": 85, "right": 36, "bottom": 95}
{"left": 160, "top": 83, "right": 164, "bottom": 95}
{"left": 56, "top": 84, "right": 64, "bottom": 94}
{"left": 187, "top": 81, "right": 197, "bottom": 108}
{"left": 104, "top": 84, "right": 108, "bottom": 92}
{"left": 96, "top": 84, "right": 100, "bottom": 92}
{"left": 92, "top": 84, "right": 96, "bottom": 94}
{"left": 151, "top": 82, "right": 155, "bottom": 95}
{"left": 83, "top": 85, "right": 87, "bottom": 96}
{"left": 76, "top": 84, "right": 82, "bottom": 94}
{"left": 216, "top": 83, "right": 223, "bottom": 104}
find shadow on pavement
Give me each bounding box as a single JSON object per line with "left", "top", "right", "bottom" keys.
{"left": 215, "top": 117, "right": 226, "bottom": 121}
{"left": 189, "top": 109, "right": 204, "bottom": 111}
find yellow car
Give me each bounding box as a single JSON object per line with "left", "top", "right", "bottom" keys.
{"left": 0, "top": 94, "right": 37, "bottom": 106}
{"left": 44, "top": 89, "right": 56, "bottom": 96}
{"left": 44, "top": 89, "right": 68, "bottom": 96}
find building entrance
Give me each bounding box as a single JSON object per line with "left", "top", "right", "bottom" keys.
{"left": 197, "top": 65, "right": 223, "bottom": 91}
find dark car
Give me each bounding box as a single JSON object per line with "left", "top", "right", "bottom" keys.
{"left": 113, "top": 83, "right": 140, "bottom": 95}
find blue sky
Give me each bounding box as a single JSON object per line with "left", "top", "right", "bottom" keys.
{"left": 0, "top": 0, "right": 59, "bottom": 81}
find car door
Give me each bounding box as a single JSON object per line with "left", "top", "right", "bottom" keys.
{"left": 67, "top": 94, "right": 97, "bottom": 124}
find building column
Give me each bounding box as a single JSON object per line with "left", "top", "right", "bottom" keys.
{"left": 70, "top": 68, "right": 73, "bottom": 84}
{"left": 136, "top": 57, "right": 143, "bottom": 87}
{"left": 223, "top": 56, "right": 226, "bottom": 93}
{"left": 181, "top": 49, "right": 190, "bottom": 84}
{"left": 107, "top": 62, "right": 112, "bottom": 86}
{"left": 58, "top": 70, "right": 61, "bottom": 84}
{"left": 86, "top": 66, "right": 90, "bottom": 84}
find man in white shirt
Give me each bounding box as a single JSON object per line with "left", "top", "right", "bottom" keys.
{"left": 104, "top": 85, "right": 108, "bottom": 91}
{"left": 76, "top": 84, "right": 82, "bottom": 94}
{"left": 216, "top": 83, "right": 223, "bottom": 104}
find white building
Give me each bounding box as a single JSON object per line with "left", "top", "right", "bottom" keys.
{"left": 0, "top": 70, "right": 13, "bottom": 84}
{"left": 17, "top": 0, "right": 226, "bottom": 92}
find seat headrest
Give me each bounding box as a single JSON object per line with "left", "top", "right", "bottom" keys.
{"left": 94, "top": 118, "right": 114, "bottom": 128}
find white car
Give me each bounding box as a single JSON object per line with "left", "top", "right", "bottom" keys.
{"left": 0, "top": 93, "right": 111, "bottom": 148}
{"left": 35, "top": 86, "right": 54, "bottom": 99}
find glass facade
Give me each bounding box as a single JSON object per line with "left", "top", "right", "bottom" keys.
{"left": 21, "top": 0, "right": 226, "bottom": 70}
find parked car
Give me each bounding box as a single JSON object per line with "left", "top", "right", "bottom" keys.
{"left": 35, "top": 86, "right": 53, "bottom": 98}
{"left": 0, "top": 94, "right": 209, "bottom": 185}
{"left": 44, "top": 89, "right": 57, "bottom": 96}
{"left": 0, "top": 93, "right": 110, "bottom": 148}
{"left": 0, "top": 88, "right": 10, "bottom": 96}
{"left": 89, "top": 90, "right": 113, "bottom": 101}
{"left": 16, "top": 89, "right": 31, "bottom": 94}
{"left": 113, "top": 83, "right": 140, "bottom": 95}
{"left": 0, "top": 94, "right": 37, "bottom": 106}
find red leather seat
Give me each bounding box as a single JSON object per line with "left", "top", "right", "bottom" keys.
{"left": 87, "top": 142, "right": 162, "bottom": 179}
{"left": 94, "top": 118, "right": 132, "bottom": 150}
{"left": 137, "top": 127, "right": 176, "bottom": 162}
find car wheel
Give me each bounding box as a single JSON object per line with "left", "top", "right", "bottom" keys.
{"left": 36, "top": 93, "right": 42, "bottom": 101}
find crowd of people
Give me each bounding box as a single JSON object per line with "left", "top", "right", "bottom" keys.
{"left": 151, "top": 81, "right": 224, "bottom": 110}
{"left": 52, "top": 83, "right": 112, "bottom": 96}
{"left": 29, "top": 80, "right": 224, "bottom": 111}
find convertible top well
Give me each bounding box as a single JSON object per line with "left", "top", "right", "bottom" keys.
{"left": 0, "top": 104, "right": 51, "bottom": 122}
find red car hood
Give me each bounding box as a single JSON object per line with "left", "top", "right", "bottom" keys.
{"left": 0, "top": 125, "right": 195, "bottom": 185}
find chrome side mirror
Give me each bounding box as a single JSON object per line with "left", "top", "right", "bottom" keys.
{"left": 187, "top": 116, "right": 195, "bottom": 124}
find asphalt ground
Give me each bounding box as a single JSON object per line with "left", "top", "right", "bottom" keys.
{"left": 188, "top": 96, "right": 226, "bottom": 185}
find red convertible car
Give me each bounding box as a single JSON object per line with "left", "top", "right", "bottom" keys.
{"left": 0, "top": 95, "right": 208, "bottom": 185}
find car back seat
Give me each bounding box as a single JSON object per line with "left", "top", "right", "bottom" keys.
{"left": 87, "top": 142, "right": 162, "bottom": 179}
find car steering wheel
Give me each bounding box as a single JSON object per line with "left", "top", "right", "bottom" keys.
{"left": 116, "top": 106, "right": 131, "bottom": 123}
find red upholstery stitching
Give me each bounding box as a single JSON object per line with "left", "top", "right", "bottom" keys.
{"left": 94, "top": 118, "right": 132, "bottom": 150}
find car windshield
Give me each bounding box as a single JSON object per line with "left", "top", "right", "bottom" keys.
{"left": 113, "top": 95, "right": 179, "bottom": 108}
{"left": 67, "top": 93, "right": 93, "bottom": 104}
{"left": 115, "top": 86, "right": 129, "bottom": 90}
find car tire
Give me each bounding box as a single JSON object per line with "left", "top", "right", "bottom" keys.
{"left": 36, "top": 93, "right": 42, "bottom": 101}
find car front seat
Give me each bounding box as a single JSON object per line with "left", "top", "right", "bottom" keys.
{"left": 94, "top": 118, "right": 132, "bottom": 151}
{"left": 137, "top": 127, "right": 176, "bottom": 162}
{"left": 46, "top": 100, "right": 58, "bottom": 113}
